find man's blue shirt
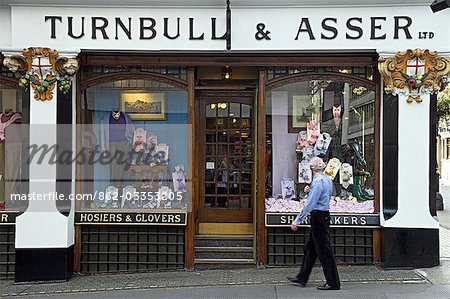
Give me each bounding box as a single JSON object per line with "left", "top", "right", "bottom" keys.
{"left": 295, "top": 172, "right": 333, "bottom": 224}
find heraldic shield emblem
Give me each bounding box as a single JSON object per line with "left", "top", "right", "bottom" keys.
{"left": 1, "top": 47, "right": 79, "bottom": 101}
{"left": 378, "top": 49, "right": 450, "bottom": 103}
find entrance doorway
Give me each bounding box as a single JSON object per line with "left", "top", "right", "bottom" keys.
{"left": 198, "top": 91, "right": 255, "bottom": 227}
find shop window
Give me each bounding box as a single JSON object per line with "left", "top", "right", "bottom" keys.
{"left": 77, "top": 79, "right": 188, "bottom": 211}
{"left": 0, "top": 87, "right": 28, "bottom": 212}
{"left": 265, "top": 79, "right": 376, "bottom": 214}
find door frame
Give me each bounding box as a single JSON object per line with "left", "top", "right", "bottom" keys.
{"left": 196, "top": 90, "right": 256, "bottom": 224}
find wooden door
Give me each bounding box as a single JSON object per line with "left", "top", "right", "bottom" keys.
{"left": 198, "top": 92, "right": 254, "bottom": 223}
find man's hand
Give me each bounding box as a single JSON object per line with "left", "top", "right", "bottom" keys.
{"left": 290, "top": 221, "right": 298, "bottom": 232}
{"left": 304, "top": 185, "right": 310, "bottom": 193}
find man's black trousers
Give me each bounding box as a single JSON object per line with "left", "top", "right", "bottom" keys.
{"left": 296, "top": 210, "right": 340, "bottom": 287}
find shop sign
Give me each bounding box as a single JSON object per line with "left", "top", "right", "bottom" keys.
{"left": 8, "top": 6, "right": 448, "bottom": 51}
{"left": 265, "top": 213, "right": 380, "bottom": 227}
{"left": 76, "top": 211, "right": 187, "bottom": 225}
{"left": 0, "top": 212, "right": 19, "bottom": 224}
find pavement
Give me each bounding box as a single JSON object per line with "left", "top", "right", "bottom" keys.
{"left": 0, "top": 208, "right": 449, "bottom": 298}
{"left": 439, "top": 184, "right": 450, "bottom": 212}
{"left": 11, "top": 283, "right": 450, "bottom": 299}
{"left": 0, "top": 265, "right": 426, "bottom": 298}
{"left": 438, "top": 209, "right": 450, "bottom": 231}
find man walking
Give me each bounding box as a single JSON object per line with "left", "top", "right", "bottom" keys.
{"left": 287, "top": 157, "right": 341, "bottom": 290}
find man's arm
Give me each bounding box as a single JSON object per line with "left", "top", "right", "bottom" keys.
{"left": 294, "top": 180, "right": 323, "bottom": 224}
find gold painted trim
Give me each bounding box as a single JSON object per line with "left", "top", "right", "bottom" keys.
{"left": 199, "top": 223, "right": 253, "bottom": 235}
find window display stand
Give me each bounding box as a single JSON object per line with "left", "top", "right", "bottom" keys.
{"left": 127, "top": 164, "right": 170, "bottom": 206}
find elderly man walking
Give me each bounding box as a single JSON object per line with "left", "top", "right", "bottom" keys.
{"left": 287, "top": 157, "right": 341, "bottom": 290}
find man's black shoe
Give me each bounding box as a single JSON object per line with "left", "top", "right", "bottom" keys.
{"left": 317, "top": 283, "right": 340, "bottom": 290}
{"left": 287, "top": 276, "right": 306, "bottom": 287}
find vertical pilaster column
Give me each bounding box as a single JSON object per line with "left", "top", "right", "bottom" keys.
{"left": 379, "top": 49, "right": 449, "bottom": 268}
{"left": 2, "top": 48, "right": 79, "bottom": 282}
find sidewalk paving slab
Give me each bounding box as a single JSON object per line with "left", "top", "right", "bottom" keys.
{"left": 0, "top": 265, "right": 425, "bottom": 297}
{"left": 12, "top": 283, "right": 450, "bottom": 299}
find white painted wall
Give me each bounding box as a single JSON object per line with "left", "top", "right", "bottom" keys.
{"left": 0, "top": 7, "right": 11, "bottom": 48}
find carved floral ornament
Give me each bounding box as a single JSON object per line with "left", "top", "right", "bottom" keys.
{"left": 378, "top": 49, "right": 450, "bottom": 103}
{"left": 1, "top": 47, "right": 79, "bottom": 101}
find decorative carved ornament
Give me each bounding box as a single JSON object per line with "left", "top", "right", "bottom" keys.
{"left": 378, "top": 49, "right": 450, "bottom": 103}
{"left": 1, "top": 47, "right": 79, "bottom": 101}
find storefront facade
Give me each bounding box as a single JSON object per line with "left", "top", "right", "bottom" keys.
{"left": 0, "top": 0, "right": 448, "bottom": 282}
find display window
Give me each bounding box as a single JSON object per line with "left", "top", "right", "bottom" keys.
{"left": 78, "top": 79, "right": 189, "bottom": 211}
{"left": 0, "top": 87, "right": 28, "bottom": 211}
{"left": 264, "top": 76, "right": 376, "bottom": 214}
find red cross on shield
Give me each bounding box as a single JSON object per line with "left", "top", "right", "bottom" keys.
{"left": 31, "top": 57, "right": 53, "bottom": 79}
{"left": 406, "top": 58, "right": 425, "bottom": 76}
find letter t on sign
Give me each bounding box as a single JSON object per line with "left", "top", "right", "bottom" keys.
{"left": 45, "top": 16, "right": 63, "bottom": 39}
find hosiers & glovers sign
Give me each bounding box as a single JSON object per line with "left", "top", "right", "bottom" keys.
{"left": 76, "top": 211, "right": 187, "bottom": 225}
{"left": 265, "top": 213, "right": 380, "bottom": 227}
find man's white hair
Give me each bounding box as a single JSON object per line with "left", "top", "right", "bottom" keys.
{"left": 310, "top": 157, "right": 326, "bottom": 170}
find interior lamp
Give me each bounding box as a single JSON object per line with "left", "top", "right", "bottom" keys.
{"left": 222, "top": 65, "right": 232, "bottom": 80}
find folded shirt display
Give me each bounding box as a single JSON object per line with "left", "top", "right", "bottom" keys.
{"left": 265, "top": 197, "right": 375, "bottom": 213}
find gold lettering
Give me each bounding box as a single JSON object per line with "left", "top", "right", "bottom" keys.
{"left": 136, "top": 214, "right": 142, "bottom": 222}
{"left": 161, "top": 214, "right": 168, "bottom": 222}
{"left": 87, "top": 214, "right": 94, "bottom": 222}
{"left": 360, "top": 217, "right": 367, "bottom": 225}
{"left": 80, "top": 213, "right": 88, "bottom": 222}
{"left": 175, "top": 214, "right": 181, "bottom": 223}
{"left": 116, "top": 214, "right": 122, "bottom": 222}
{"left": 101, "top": 214, "right": 108, "bottom": 222}
{"left": 168, "top": 214, "right": 174, "bottom": 223}
{"left": 1, "top": 214, "right": 8, "bottom": 222}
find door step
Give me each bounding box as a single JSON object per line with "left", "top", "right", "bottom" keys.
{"left": 195, "top": 234, "right": 253, "bottom": 239}
{"left": 195, "top": 258, "right": 255, "bottom": 264}
{"left": 194, "top": 258, "right": 256, "bottom": 270}
{"left": 194, "top": 234, "right": 255, "bottom": 269}
{"left": 194, "top": 234, "right": 253, "bottom": 248}
{"left": 195, "top": 246, "right": 253, "bottom": 252}
{"left": 199, "top": 223, "right": 253, "bottom": 235}
{"left": 195, "top": 246, "right": 253, "bottom": 259}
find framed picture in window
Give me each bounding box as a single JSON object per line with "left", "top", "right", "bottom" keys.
{"left": 288, "top": 95, "right": 310, "bottom": 133}
{"left": 121, "top": 92, "right": 167, "bottom": 121}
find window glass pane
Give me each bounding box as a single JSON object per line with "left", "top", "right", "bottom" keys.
{"left": 79, "top": 79, "right": 189, "bottom": 211}
{"left": 265, "top": 79, "right": 375, "bottom": 214}
{"left": 1, "top": 88, "right": 28, "bottom": 212}
{"left": 230, "top": 103, "right": 241, "bottom": 118}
